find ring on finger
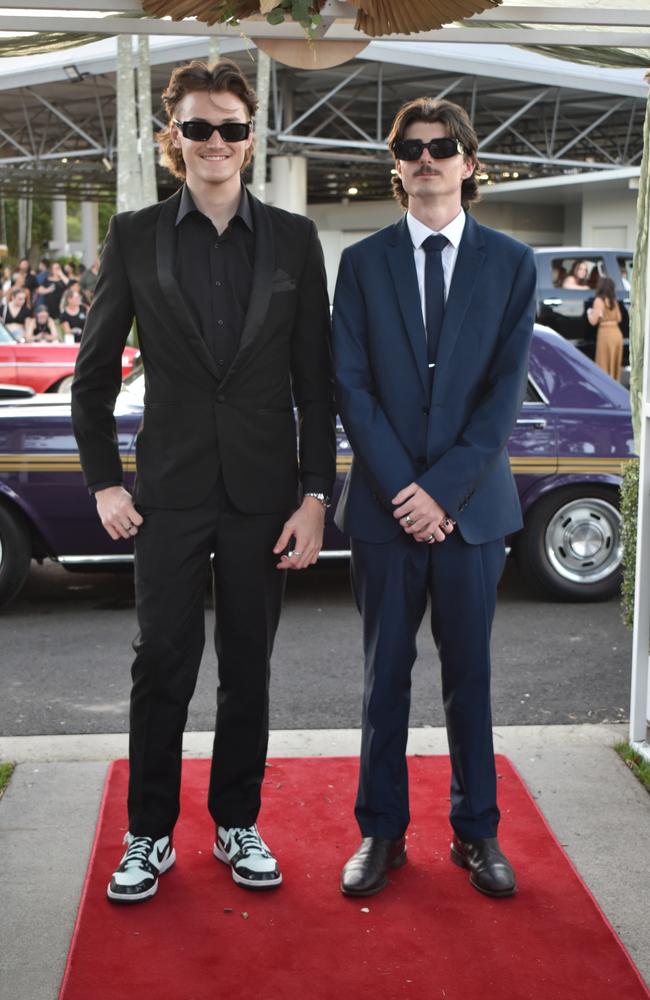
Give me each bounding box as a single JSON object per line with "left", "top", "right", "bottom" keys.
{"left": 426, "top": 533, "right": 435, "bottom": 544}
{"left": 404, "top": 514, "right": 414, "bottom": 527}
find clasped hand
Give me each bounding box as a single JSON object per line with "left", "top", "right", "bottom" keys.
{"left": 392, "top": 482, "right": 455, "bottom": 543}
{"left": 274, "top": 496, "right": 326, "bottom": 570}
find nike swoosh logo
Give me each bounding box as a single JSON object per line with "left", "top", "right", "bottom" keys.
{"left": 155, "top": 845, "right": 169, "bottom": 865}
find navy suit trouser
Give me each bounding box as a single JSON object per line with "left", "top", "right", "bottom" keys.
{"left": 351, "top": 528, "right": 507, "bottom": 843}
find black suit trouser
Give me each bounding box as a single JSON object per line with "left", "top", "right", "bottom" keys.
{"left": 127, "top": 482, "right": 288, "bottom": 838}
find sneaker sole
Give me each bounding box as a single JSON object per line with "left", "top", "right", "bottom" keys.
{"left": 106, "top": 848, "right": 176, "bottom": 903}
{"left": 213, "top": 842, "right": 283, "bottom": 890}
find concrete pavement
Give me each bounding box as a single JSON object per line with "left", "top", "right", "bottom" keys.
{"left": 1, "top": 723, "right": 649, "bottom": 999}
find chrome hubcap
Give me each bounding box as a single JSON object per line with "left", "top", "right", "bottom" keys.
{"left": 545, "top": 497, "right": 621, "bottom": 584}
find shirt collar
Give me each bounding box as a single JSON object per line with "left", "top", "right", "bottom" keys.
{"left": 175, "top": 182, "right": 253, "bottom": 231}
{"left": 406, "top": 208, "right": 466, "bottom": 250}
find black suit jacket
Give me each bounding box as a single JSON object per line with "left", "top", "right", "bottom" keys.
{"left": 71, "top": 189, "right": 336, "bottom": 513}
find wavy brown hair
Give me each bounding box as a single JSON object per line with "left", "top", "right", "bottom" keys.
{"left": 595, "top": 276, "right": 617, "bottom": 310}
{"left": 387, "top": 97, "right": 481, "bottom": 211}
{"left": 156, "top": 59, "right": 258, "bottom": 180}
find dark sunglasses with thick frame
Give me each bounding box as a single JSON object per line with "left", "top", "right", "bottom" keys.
{"left": 173, "top": 119, "right": 253, "bottom": 143}
{"left": 392, "top": 137, "right": 467, "bottom": 161}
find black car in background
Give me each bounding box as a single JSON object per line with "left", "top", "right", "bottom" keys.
{"left": 533, "top": 247, "right": 632, "bottom": 380}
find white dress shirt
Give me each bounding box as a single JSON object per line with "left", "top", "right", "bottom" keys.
{"left": 406, "top": 209, "right": 466, "bottom": 331}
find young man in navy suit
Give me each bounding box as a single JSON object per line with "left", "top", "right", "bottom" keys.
{"left": 333, "top": 98, "right": 536, "bottom": 898}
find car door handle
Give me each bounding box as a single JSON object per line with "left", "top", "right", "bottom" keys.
{"left": 542, "top": 298, "right": 563, "bottom": 306}
{"left": 517, "top": 418, "right": 547, "bottom": 429}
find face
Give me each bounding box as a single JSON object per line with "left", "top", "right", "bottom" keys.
{"left": 170, "top": 89, "right": 253, "bottom": 190}
{"left": 68, "top": 291, "right": 80, "bottom": 307}
{"left": 575, "top": 262, "right": 588, "bottom": 280}
{"left": 396, "top": 120, "right": 474, "bottom": 206}
{"left": 14, "top": 291, "right": 25, "bottom": 305}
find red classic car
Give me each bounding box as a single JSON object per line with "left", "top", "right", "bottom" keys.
{"left": 0, "top": 323, "right": 138, "bottom": 393}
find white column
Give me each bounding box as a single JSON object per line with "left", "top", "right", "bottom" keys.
{"left": 251, "top": 51, "right": 271, "bottom": 202}
{"left": 80, "top": 201, "right": 99, "bottom": 265}
{"left": 117, "top": 35, "right": 142, "bottom": 212}
{"left": 270, "top": 155, "right": 307, "bottom": 215}
{"left": 51, "top": 198, "right": 68, "bottom": 254}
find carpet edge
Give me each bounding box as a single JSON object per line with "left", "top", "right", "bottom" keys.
{"left": 57, "top": 760, "right": 115, "bottom": 1000}
{"left": 504, "top": 754, "right": 650, "bottom": 997}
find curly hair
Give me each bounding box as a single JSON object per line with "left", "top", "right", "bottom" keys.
{"left": 156, "top": 59, "right": 258, "bottom": 181}
{"left": 387, "top": 97, "right": 482, "bottom": 211}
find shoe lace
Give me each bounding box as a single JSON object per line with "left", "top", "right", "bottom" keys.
{"left": 123, "top": 835, "right": 154, "bottom": 869}
{"left": 231, "top": 826, "right": 269, "bottom": 858}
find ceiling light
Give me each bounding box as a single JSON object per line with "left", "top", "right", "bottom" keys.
{"left": 347, "top": 186, "right": 358, "bottom": 195}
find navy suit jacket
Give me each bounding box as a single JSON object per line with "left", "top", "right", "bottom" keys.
{"left": 332, "top": 212, "right": 537, "bottom": 546}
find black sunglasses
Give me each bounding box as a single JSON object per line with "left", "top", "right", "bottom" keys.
{"left": 392, "top": 137, "right": 466, "bottom": 161}
{"left": 173, "top": 119, "right": 253, "bottom": 143}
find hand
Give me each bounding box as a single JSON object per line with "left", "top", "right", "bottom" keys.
{"left": 273, "top": 496, "right": 326, "bottom": 570}
{"left": 392, "top": 482, "right": 456, "bottom": 544}
{"left": 95, "top": 485, "right": 143, "bottom": 541}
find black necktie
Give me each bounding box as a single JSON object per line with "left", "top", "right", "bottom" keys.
{"left": 422, "top": 234, "right": 449, "bottom": 382}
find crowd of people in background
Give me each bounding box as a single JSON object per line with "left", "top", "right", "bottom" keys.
{"left": 0, "top": 254, "right": 99, "bottom": 342}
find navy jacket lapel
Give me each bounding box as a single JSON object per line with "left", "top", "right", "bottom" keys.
{"left": 385, "top": 216, "right": 429, "bottom": 395}
{"left": 432, "top": 214, "right": 486, "bottom": 398}
{"left": 155, "top": 190, "right": 221, "bottom": 380}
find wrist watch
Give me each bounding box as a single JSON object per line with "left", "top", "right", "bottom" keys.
{"left": 304, "top": 491, "right": 332, "bottom": 509}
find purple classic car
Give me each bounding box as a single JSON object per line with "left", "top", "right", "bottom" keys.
{"left": 0, "top": 326, "right": 633, "bottom": 609}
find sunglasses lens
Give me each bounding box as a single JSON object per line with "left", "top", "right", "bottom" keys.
{"left": 393, "top": 139, "right": 424, "bottom": 161}
{"left": 217, "top": 122, "right": 250, "bottom": 142}
{"left": 182, "top": 121, "right": 214, "bottom": 141}
{"left": 429, "top": 138, "right": 459, "bottom": 158}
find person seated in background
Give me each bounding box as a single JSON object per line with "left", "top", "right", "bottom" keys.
{"left": 551, "top": 263, "right": 567, "bottom": 288}
{"left": 80, "top": 256, "right": 100, "bottom": 305}
{"left": 63, "top": 262, "right": 78, "bottom": 281}
{"left": 562, "top": 259, "right": 590, "bottom": 289}
{"left": 59, "top": 286, "right": 88, "bottom": 343}
{"left": 13, "top": 257, "right": 38, "bottom": 302}
{"left": 587, "top": 276, "right": 624, "bottom": 382}
{"left": 41, "top": 261, "right": 69, "bottom": 320}
{"left": 2, "top": 286, "right": 33, "bottom": 338}
{"left": 9, "top": 271, "right": 32, "bottom": 307}
{"left": 25, "top": 304, "right": 59, "bottom": 342}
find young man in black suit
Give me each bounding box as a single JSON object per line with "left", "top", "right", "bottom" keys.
{"left": 72, "top": 59, "right": 335, "bottom": 903}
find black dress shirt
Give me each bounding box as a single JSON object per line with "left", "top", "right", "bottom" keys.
{"left": 175, "top": 183, "right": 254, "bottom": 379}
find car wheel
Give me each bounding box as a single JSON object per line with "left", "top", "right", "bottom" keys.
{"left": 55, "top": 375, "right": 75, "bottom": 393}
{"left": 516, "top": 485, "right": 622, "bottom": 601}
{"left": 0, "top": 504, "right": 31, "bottom": 609}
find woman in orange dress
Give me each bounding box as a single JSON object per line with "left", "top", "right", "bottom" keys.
{"left": 587, "top": 276, "right": 623, "bottom": 381}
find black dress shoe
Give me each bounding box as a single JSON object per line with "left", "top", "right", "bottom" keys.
{"left": 340, "top": 836, "right": 406, "bottom": 897}
{"left": 450, "top": 835, "right": 517, "bottom": 897}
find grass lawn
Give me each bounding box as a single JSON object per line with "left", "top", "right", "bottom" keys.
{"left": 614, "top": 741, "right": 650, "bottom": 794}
{"left": 0, "top": 761, "right": 15, "bottom": 799}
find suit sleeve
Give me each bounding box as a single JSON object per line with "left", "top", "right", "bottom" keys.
{"left": 71, "top": 214, "right": 135, "bottom": 491}
{"left": 417, "top": 246, "right": 537, "bottom": 515}
{"left": 333, "top": 247, "right": 416, "bottom": 500}
{"left": 290, "top": 220, "right": 337, "bottom": 496}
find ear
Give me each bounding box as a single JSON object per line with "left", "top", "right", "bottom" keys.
{"left": 170, "top": 121, "right": 182, "bottom": 149}
{"left": 462, "top": 157, "right": 475, "bottom": 180}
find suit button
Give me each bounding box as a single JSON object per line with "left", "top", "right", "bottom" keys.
{"left": 422, "top": 407, "right": 429, "bottom": 415}
{"left": 216, "top": 395, "right": 225, "bottom": 403}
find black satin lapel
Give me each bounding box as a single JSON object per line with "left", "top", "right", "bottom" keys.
{"left": 155, "top": 194, "right": 221, "bottom": 380}
{"left": 432, "top": 236, "right": 486, "bottom": 398}
{"left": 232, "top": 196, "right": 274, "bottom": 361}
{"left": 385, "top": 219, "right": 429, "bottom": 395}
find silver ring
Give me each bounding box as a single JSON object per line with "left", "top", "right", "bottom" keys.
{"left": 405, "top": 515, "right": 414, "bottom": 526}
{"left": 289, "top": 550, "right": 302, "bottom": 557}
{"left": 426, "top": 533, "right": 435, "bottom": 544}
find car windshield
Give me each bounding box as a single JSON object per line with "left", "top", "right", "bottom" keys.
{"left": 0, "top": 322, "right": 17, "bottom": 343}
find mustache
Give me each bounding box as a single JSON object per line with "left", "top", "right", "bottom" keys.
{"left": 414, "top": 167, "right": 440, "bottom": 176}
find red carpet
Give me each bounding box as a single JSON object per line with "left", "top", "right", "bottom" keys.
{"left": 60, "top": 756, "right": 649, "bottom": 1000}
